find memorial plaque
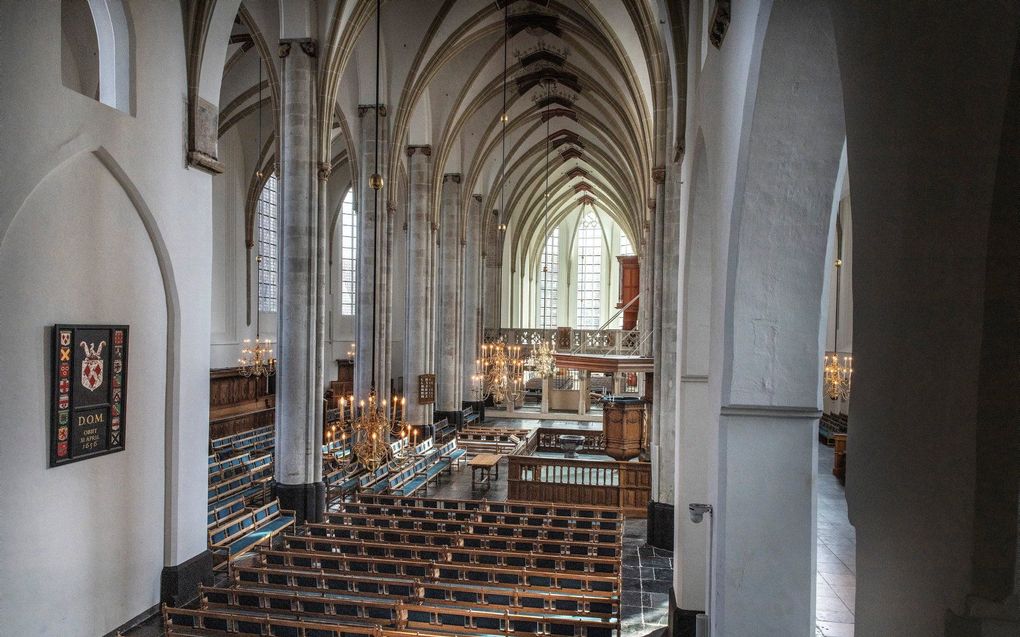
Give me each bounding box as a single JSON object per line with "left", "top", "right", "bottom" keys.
{"left": 50, "top": 325, "right": 128, "bottom": 467}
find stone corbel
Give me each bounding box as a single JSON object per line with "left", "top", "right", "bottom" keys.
{"left": 317, "top": 162, "right": 332, "bottom": 181}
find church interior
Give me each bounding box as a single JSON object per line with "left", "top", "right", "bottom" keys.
{"left": 1, "top": 1, "right": 1018, "bottom": 636}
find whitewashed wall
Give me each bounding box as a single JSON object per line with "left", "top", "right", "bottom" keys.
{"left": 0, "top": 3, "right": 212, "bottom": 634}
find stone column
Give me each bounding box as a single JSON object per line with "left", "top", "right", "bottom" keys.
{"left": 649, "top": 165, "right": 679, "bottom": 548}
{"left": 541, "top": 377, "right": 551, "bottom": 413}
{"left": 403, "top": 146, "right": 433, "bottom": 425}
{"left": 274, "top": 38, "right": 325, "bottom": 522}
{"left": 483, "top": 212, "right": 502, "bottom": 332}
{"left": 461, "top": 194, "right": 483, "bottom": 398}
{"left": 436, "top": 174, "right": 463, "bottom": 412}
{"left": 578, "top": 370, "right": 590, "bottom": 415}
{"left": 355, "top": 104, "right": 389, "bottom": 399}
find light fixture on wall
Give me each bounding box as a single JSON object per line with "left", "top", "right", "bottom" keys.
{"left": 823, "top": 233, "right": 852, "bottom": 401}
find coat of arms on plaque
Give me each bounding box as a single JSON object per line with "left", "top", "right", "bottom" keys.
{"left": 51, "top": 325, "right": 128, "bottom": 467}
{"left": 80, "top": 340, "right": 106, "bottom": 391}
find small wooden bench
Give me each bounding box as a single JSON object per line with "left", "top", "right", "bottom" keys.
{"left": 208, "top": 499, "right": 294, "bottom": 565}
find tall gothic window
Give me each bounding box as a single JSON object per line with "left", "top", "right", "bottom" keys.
{"left": 576, "top": 212, "right": 602, "bottom": 329}
{"left": 620, "top": 232, "right": 635, "bottom": 256}
{"left": 538, "top": 228, "right": 559, "bottom": 329}
{"left": 257, "top": 173, "right": 279, "bottom": 313}
{"left": 340, "top": 190, "right": 357, "bottom": 316}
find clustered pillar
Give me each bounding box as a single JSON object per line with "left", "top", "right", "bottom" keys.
{"left": 649, "top": 164, "right": 681, "bottom": 547}
{"left": 461, "top": 195, "right": 483, "bottom": 398}
{"left": 436, "top": 174, "right": 463, "bottom": 414}
{"left": 274, "top": 38, "right": 325, "bottom": 523}
{"left": 403, "top": 145, "right": 433, "bottom": 425}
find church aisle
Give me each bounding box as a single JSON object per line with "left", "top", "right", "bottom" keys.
{"left": 816, "top": 442, "right": 856, "bottom": 636}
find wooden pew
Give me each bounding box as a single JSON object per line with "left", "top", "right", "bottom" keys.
{"left": 279, "top": 534, "right": 621, "bottom": 575}
{"left": 207, "top": 494, "right": 247, "bottom": 528}
{"left": 352, "top": 493, "right": 625, "bottom": 526}
{"left": 254, "top": 547, "right": 620, "bottom": 594}
{"left": 197, "top": 584, "right": 619, "bottom": 636}
{"left": 232, "top": 564, "right": 619, "bottom": 618}
{"left": 320, "top": 510, "right": 622, "bottom": 544}
{"left": 207, "top": 500, "right": 295, "bottom": 565}
{"left": 303, "top": 522, "right": 622, "bottom": 558}
{"left": 163, "top": 606, "right": 422, "bottom": 637}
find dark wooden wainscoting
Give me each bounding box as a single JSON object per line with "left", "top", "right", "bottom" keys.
{"left": 209, "top": 368, "right": 275, "bottom": 440}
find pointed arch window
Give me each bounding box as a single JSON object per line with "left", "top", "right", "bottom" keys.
{"left": 257, "top": 173, "right": 279, "bottom": 313}
{"left": 576, "top": 212, "right": 603, "bottom": 329}
{"left": 538, "top": 228, "right": 559, "bottom": 329}
{"left": 340, "top": 190, "right": 358, "bottom": 316}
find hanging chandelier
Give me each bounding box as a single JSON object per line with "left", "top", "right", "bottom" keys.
{"left": 476, "top": 341, "right": 525, "bottom": 407}
{"left": 239, "top": 56, "right": 276, "bottom": 379}
{"left": 528, "top": 77, "right": 557, "bottom": 380}
{"left": 823, "top": 353, "right": 852, "bottom": 401}
{"left": 328, "top": 0, "right": 407, "bottom": 470}
{"left": 239, "top": 337, "right": 276, "bottom": 378}
{"left": 823, "top": 238, "right": 853, "bottom": 402}
{"left": 530, "top": 339, "right": 556, "bottom": 378}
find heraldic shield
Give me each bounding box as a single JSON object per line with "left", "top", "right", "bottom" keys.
{"left": 80, "top": 340, "right": 106, "bottom": 392}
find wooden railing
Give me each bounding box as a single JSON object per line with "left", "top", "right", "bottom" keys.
{"left": 507, "top": 455, "right": 650, "bottom": 517}
{"left": 535, "top": 428, "right": 606, "bottom": 453}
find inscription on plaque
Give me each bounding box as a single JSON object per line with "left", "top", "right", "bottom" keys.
{"left": 50, "top": 325, "right": 128, "bottom": 467}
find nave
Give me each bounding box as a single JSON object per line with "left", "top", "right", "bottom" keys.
{"left": 2, "top": 2, "right": 1018, "bottom": 637}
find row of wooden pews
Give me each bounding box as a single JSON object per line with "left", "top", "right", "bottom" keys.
{"left": 207, "top": 426, "right": 295, "bottom": 571}
{"left": 324, "top": 438, "right": 468, "bottom": 507}
{"left": 163, "top": 494, "right": 623, "bottom": 636}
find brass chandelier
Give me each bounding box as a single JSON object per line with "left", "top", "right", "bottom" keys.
{"left": 477, "top": 341, "right": 525, "bottom": 407}
{"left": 330, "top": 393, "right": 408, "bottom": 470}
{"left": 823, "top": 229, "right": 853, "bottom": 401}
{"left": 530, "top": 77, "right": 557, "bottom": 379}
{"left": 239, "top": 57, "right": 276, "bottom": 379}
{"left": 238, "top": 337, "right": 275, "bottom": 378}
{"left": 326, "top": 0, "right": 407, "bottom": 471}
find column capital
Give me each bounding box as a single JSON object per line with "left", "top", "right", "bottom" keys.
{"left": 358, "top": 104, "right": 388, "bottom": 117}
{"left": 443, "top": 173, "right": 462, "bottom": 184}
{"left": 651, "top": 166, "right": 666, "bottom": 184}
{"left": 473, "top": 194, "right": 483, "bottom": 202}
{"left": 647, "top": 197, "right": 657, "bottom": 210}
{"left": 279, "top": 38, "right": 317, "bottom": 58}
{"left": 317, "top": 162, "right": 332, "bottom": 181}
{"left": 386, "top": 201, "right": 397, "bottom": 215}
{"left": 406, "top": 145, "right": 432, "bottom": 157}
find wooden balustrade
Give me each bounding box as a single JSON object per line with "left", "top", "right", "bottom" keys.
{"left": 508, "top": 456, "right": 650, "bottom": 517}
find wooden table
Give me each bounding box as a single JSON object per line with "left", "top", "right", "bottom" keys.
{"left": 468, "top": 453, "right": 502, "bottom": 490}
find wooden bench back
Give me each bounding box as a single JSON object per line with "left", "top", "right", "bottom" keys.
{"left": 255, "top": 547, "right": 620, "bottom": 593}
{"left": 304, "top": 522, "right": 622, "bottom": 558}
{"left": 280, "top": 534, "right": 621, "bottom": 575}
{"left": 233, "top": 564, "right": 620, "bottom": 610}
{"left": 321, "top": 511, "right": 622, "bottom": 542}
{"left": 199, "top": 584, "right": 618, "bottom": 636}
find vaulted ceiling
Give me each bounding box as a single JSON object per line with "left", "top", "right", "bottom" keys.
{"left": 212, "top": 0, "right": 683, "bottom": 268}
